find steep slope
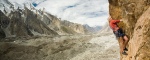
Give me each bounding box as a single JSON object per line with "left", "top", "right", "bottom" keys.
{"left": 108, "top": 0, "right": 150, "bottom": 60}
{"left": 60, "top": 20, "right": 85, "bottom": 34}
{"left": 0, "top": 0, "right": 58, "bottom": 38}
{"left": 42, "top": 12, "right": 86, "bottom": 35}
{"left": 0, "top": 6, "right": 58, "bottom": 38}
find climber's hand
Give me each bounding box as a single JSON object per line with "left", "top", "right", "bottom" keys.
{"left": 120, "top": 20, "right": 123, "bottom": 21}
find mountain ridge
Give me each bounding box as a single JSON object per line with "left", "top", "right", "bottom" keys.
{"left": 0, "top": 0, "right": 85, "bottom": 37}
{"left": 0, "top": 0, "right": 90, "bottom": 38}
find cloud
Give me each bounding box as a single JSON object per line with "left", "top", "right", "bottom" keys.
{"left": 8, "top": 0, "right": 109, "bottom": 27}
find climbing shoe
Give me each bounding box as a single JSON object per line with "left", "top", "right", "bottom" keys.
{"left": 124, "top": 47, "right": 128, "bottom": 51}
{"left": 122, "top": 51, "right": 128, "bottom": 55}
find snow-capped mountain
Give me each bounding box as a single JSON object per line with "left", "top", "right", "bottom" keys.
{"left": 0, "top": 0, "right": 47, "bottom": 13}
{"left": 0, "top": 0, "right": 87, "bottom": 38}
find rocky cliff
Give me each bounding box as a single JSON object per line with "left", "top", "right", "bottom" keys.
{"left": 108, "top": 0, "right": 150, "bottom": 60}
{"left": 0, "top": 5, "right": 58, "bottom": 38}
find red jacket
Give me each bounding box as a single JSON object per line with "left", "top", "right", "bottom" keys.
{"left": 109, "top": 20, "right": 120, "bottom": 31}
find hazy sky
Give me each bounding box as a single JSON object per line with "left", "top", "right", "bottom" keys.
{"left": 9, "top": 0, "right": 109, "bottom": 27}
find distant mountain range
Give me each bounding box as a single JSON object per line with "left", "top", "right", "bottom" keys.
{"left": 98, "top": 22, "right": 113, "bottom": 34}
{"left": 0, "top": 0, "right": 100, "bottom": 38}
{"left": 83, "top": 24, "right": 102, "bottom": 33}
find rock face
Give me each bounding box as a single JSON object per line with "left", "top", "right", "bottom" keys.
{"left": 108, "top": 0, "right": 150, "bottom": 60}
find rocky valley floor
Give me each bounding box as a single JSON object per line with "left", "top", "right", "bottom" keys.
{"left": 0, "top": 33, "right": 120, "bottom": 60}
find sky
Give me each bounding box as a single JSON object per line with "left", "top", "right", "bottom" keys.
{"left": 8, "top": 0, "right": 109, "bottom": 27}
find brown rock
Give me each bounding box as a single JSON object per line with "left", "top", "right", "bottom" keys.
{"left": 109, "top": 0, "right": 150, "bottom": 60}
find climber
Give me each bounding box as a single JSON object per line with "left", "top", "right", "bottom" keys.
{"left": 108, "top": 16, "right": 129, "bottom": 55}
